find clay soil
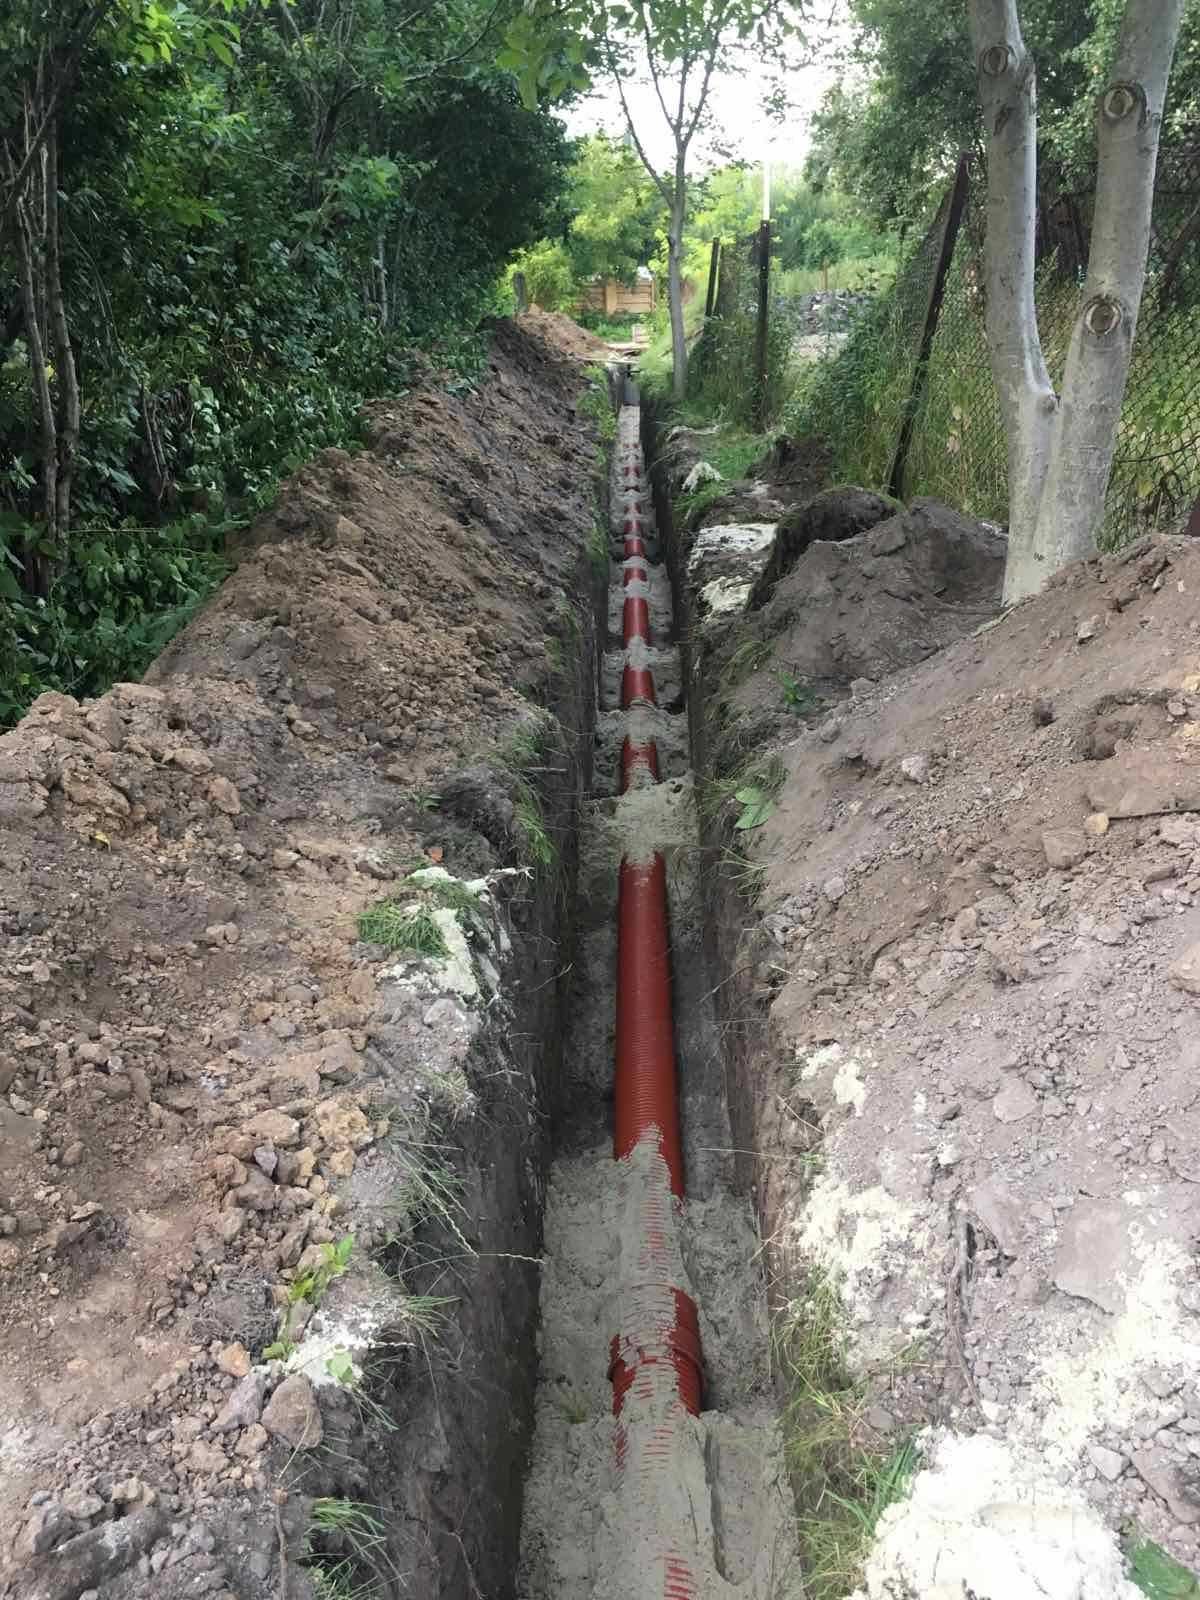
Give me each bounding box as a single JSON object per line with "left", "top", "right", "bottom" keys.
{"left": 0, "top": 315, "right": 604, "bottom": 1600}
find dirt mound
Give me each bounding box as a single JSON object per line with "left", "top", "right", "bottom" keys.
{"left": 709, "top": 497, "right": 1005, "bottom": 768}
{"left": 515, "top": 306, "right": 610, "bottom": 361}
{"left": 0, "top": 316, "right": 603, "bottom": 1598}
{"left": 697, "top": 530, "right": 1200, "bottom": 1583}
{"left": 748, "top": 485, "right": 896, "bottom": 605}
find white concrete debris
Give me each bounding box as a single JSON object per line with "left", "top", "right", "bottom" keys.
{"left": 849, "top": 1433, "right": 1142, "bottom": 1600}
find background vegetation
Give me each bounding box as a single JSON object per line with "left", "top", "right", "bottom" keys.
{"left": 0, "top": 0, "right": 573, "bottom": 724}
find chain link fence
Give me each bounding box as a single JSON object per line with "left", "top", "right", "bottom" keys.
{"left": 689, "top": 230, "right": 797, "bottom": 429}
{"left": 793, "top": 144, "right": 1200, "bottom": 548}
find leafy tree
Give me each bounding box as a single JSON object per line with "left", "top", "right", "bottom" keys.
{"left": 507, "top": 238, "right": 578, "bottom": 309}
{"left": 0, "top": 0, "right": 572, "bottom": 722}
{"left": 566, "top": 132, "right": 664, "bottom": 282}
{"left": 503, "top": 0, "right": 803, "bottom": 399}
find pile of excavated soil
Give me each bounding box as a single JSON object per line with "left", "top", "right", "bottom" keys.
{"left": 517, "top": 306, "right": 611, "bottom": 361}
{"left": 689, "top": 520, "right": 1200, "bottom": 1591}
{"left": 690, "top": 492, "right": 1006, "bottom": 770}
{"left": 0, "top": 316, "right": 602, "bottom": 1599}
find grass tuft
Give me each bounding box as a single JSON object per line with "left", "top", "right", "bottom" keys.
{"left": 305, "top": 1499, "right": 396, "bottom": 1600}
{"left": 356, "top": 899, "right": 448, "bottom": 956}
{"left": 776, "top": 1272, "right": 918, "bottom": 1600}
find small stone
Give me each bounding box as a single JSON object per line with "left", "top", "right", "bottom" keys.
{"left": 261, "top": 1375, "right": 322, "bottom": 1448}
{"left": 208, "top": 776, "right": 241, "bottom": 815}
{"left": 1032, "top": 697, "right": 1055, "bottom": 726}
{"left": 272, "top": 849, "right": 299, "bottom": 870}
{"left": 234, "top": 1423, "right": 269, "bottom": 1458}
{"left": 1088, "top": 1443, "right": 1127, "bottom": 1481}
{"left": 823, "top": 875, "right": 846, "bottom": 904}
{"left": 62, "top": 1490, "right": 104, "bottom": 1520}
{"left": 1167, "top": 699, "right": 1187, "bottom": 719}
{"left": 213, "top": 1208, "right": 245, "bottom": 1245}
{"left": 325, "top": 1148, "right": 355, "bottom": 1179}
{"left": 1084, "top": 812, "right": 1110, "bottom": 837}
{"left": 1144, "top": 1369, "right": 1182, "bottom": 1400}
{"left": 1053, "top": 1199, "right": 1131, "bottom": 1314}
{"left": 241, "top": 1110, "right": 300, "bottom": 1148}
{"left": 18, "top": 1504, "right": 74, "bottom": 1558}
{"left": 253, "top": 1145, "right": 278, "bottom": 1179}
{"left": 187, "top": 1439, "right": 229, "bottom": 1477}
{"left": 216, "top": 1343, "right": 251, "bottom": 1378}
{"left": 1077, "top": 615, "right": 1100, "bottom": 643}
{"left": 900, "top": 754, "right": 930, "bottom": 785}
{"left": 213, "top": 1373, "right": 265, "bottom": 1434}
{"left": 817, "top": 718, "right": 842, "bottom": 744}
{"left": 169, "top": 748, "right": 213, "bottom": 775}
{"left": 1131, "top": 1448, "right": 1200, "bottom": 1523}
{"left": 1042, "top": 829, "right": 1087, "bottom": 870}
{"left": 1169, "top": 943, "right": 1200, "bottom": 996}
{"left": 992, "top": 1081, "right": 1039, "bottom": 1124}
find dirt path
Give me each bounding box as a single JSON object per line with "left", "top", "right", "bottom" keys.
{"left": 517, "top": 394, "right": 797, "bottom": 1599}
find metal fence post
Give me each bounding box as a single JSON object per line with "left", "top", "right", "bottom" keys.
{"left": 753, "top": 219, "right": 771, "bottom": 433}
{"left": 705, "top": 239, "right": 720, "bottom": 317}
{"left": 887, "top": 152, "right": 971, "bottom": 500}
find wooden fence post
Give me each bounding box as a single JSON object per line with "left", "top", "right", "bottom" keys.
{"left": 753, "top": 220, "right": 771, "bottom": 433}
{"left": 705, "top": 239, "right": 720, "bottom": 317}
{"left": 887, "top": 152, "right": 971, "bottom": 500}
{"left": 513, "top": 271, "right": 527, "bottom": 315}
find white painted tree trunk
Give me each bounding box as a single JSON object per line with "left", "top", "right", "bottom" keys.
{"left": 969, "top": 0, "right": 1184, "bottom": 605}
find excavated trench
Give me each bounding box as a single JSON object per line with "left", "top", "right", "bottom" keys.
{"left": 515, "top": 381, "right": 797, "bottom": 1600}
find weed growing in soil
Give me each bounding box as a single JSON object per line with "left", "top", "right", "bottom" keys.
{"left": 1126, "top": 1535, "right": 1200, "bottom": 1598}
{"left": 357, "top": 899, "right": 449, "bottom": 956}
{"left": 779, "top": 671, "right": 817, "bottom": 715}
{"left": 701, "top": 751, "right": 787, "bottom": 827}
{"left": 776, "top": 1272, "right": 917, "bottom": 1600}
{"left": 718, "top": 637, "right": 772, "bottom": 694}
{"left": 305, "top": 1498, "right": 397, "bottom": 1600}
{"left": 578, "top": 364, "right": 617, "bottom": 443}
{"left": 589, "top": 517, "right": 611, "bottom": 577}
{"left": 497, "top": 713, "right": 561, "bottom": 873}
{"left": 407, "top": 873, "right": 482, "bottom": 917}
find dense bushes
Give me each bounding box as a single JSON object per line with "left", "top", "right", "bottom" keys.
{"left": 0, "top": 1, "right": 571, "bottom": 724}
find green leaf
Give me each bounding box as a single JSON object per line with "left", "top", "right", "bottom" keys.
{"left": 324, "top": 1348, "right": 358, "bottom": 1386}
{"left": 1128, "top": 1539, "right": 1200, "bottom": 1600}
{"left": 733, "top": 785, "right": 774, "bottom": 830}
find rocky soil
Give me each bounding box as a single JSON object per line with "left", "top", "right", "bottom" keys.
{"left": 655, "top": 417, "right": 1200, "bottom": 1596}
{"left": 0, "top": 316, "right": 606, "bottom": 1600}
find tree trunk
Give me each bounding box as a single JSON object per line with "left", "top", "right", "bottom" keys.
{"left": 667, "top": 185, "right": 687, "bottom": 401}
{"left": 13, "top": 195, "right": 56, "bottom": 596}
{"left": 971, "top": 0, "right": 1184, "bottom": 604}
{"left": 970, "top": 0, "right": 1056, "bottom": 604}
{"left": 1031, "top": 0, "right": 1183, "bottom": 577}
{"left": 44, "top": 117, "right": 78, "bottom": 550}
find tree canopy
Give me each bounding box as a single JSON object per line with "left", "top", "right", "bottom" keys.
{"left": 0, "top": 0, "right": 571, "bottom": 720}
{"left": 805, "top": 0, "right": 1199, "bottom": 230}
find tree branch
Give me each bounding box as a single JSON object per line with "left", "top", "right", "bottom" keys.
{"left": 604, "top": 39, "right": 673, "bottom": 207}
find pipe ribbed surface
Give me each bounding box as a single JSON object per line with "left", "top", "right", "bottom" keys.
{"left": 608, "top": 398, "right": 704, "bottom": 1600}
{"left": 613, "top": 855, "right": 684, "bottom": 1197}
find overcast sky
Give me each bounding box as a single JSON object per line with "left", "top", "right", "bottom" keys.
{"left": 562, "top": 2, "right": 851, "bottom": 177}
